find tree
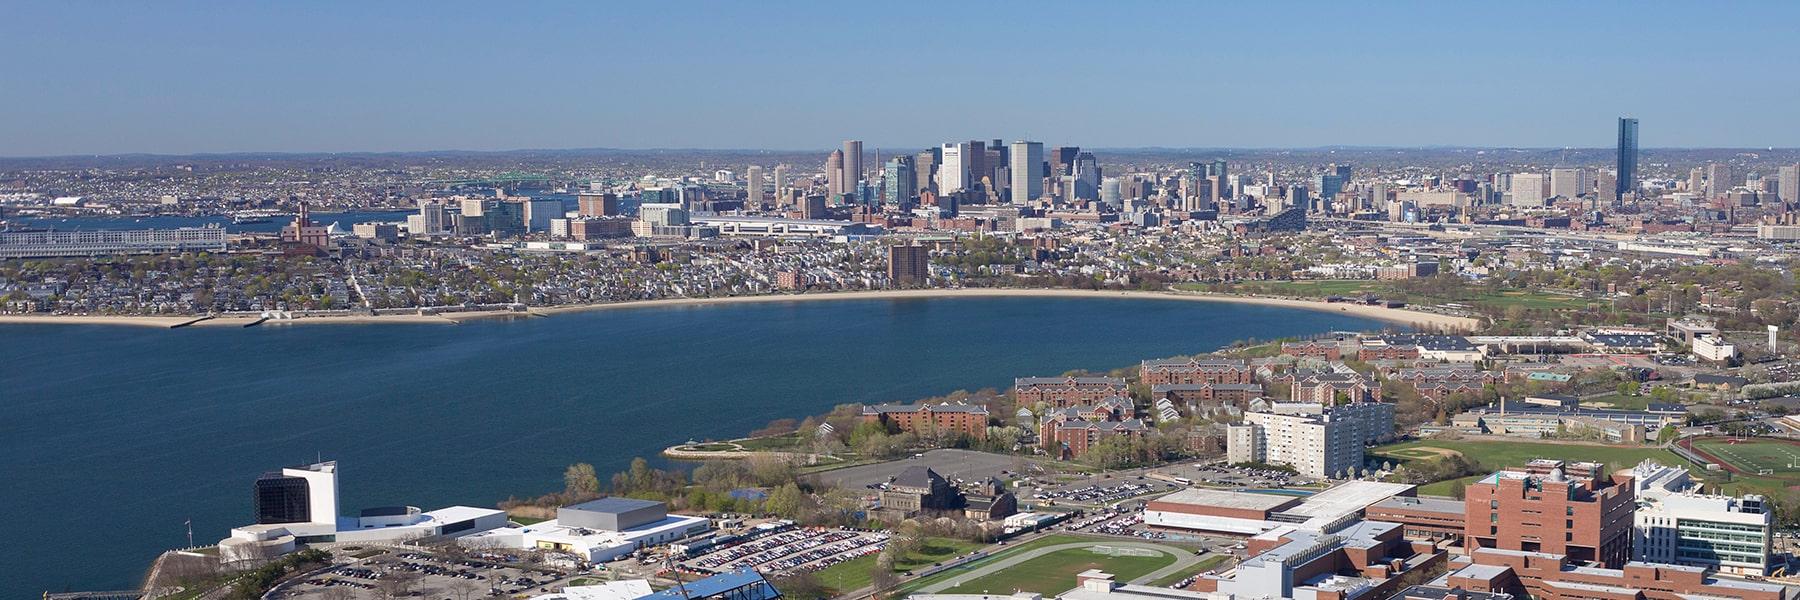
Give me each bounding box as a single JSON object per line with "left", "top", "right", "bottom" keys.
{"left": 766, "top": 483, "right": 805, "bottom": 517}
{"left": 564, "top": 463, "right": 600, "bottom": 496}
{"left": 1447, "top": 479, "right": 1467, "bottom": 500}
{"left": 1656, "top": 425, "right": 1680, "bottom": 445}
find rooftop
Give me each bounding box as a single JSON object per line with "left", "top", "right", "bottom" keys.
{"left": 1154, "top": 487, "right": 1300, "bottom": 512}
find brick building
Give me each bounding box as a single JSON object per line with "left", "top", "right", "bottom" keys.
{"left": 860, "top": 402, "right": 988, "bottom": 438}
{"left": 1041, "top": 417, "right": 1147, "bottom": 460}
{"left": 1440, "top": 547, "right": 1785, "bottom": 600}
{"left": 1463, "top": 460, "right": 1636, "bottom": 568}
{"left": 1282, "top": 340, "right": 1344, "bottom": 360}
{"left": 1152, "top": 382, "right": 1264, "bottom": 407}
{"left": 1014, "top": 375, "right": 1129, "bottom": 408}
{"left": 1140, "top": 357, "right": 1253, "bottom": 386}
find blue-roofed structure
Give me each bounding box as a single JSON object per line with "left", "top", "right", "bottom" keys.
{"left": 642, "top": 569, "right": 780, "bottom": 600}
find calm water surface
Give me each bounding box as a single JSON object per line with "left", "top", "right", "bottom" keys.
{"left": 0, "top": 296, "right": 1395, "bottom": 596}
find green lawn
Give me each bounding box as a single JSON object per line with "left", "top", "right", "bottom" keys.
{"left": 815, "top": 537, "right": 985, "bottom": 593}
{"left": 509, "top": 515, "right": 549, "bottom": 525}
{"left": 893, "top": 534, "right": 1090, "bottom": 595}
{"left": 1373, "top": 439, "right": 1679, "bottom": 474}
{"left": 939, "top": 547, "right": 1177, "bottom": 595}
{"left": 1147, "top": 554, "right": 1231, "bottom": 587}
{"left": 738, "top": 432, "right": 806, "bottom": 451}
{"left": 1417, "top": 474, "right": 1484, "bottom": 496}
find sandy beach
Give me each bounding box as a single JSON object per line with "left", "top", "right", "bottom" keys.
{"left": 0, "top": 288, "right": 1482, "bottom": 331}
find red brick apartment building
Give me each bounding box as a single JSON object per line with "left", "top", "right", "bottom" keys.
{"left": 1463, "top": 460, "right": 1636, "bottom": 568}
{"left": 1040, "top": 417, "right": 1147, "bottom": 459}
{"left": 1139, "top": 357, "right": 1253, "bottom": 386}
{"left": 1013, "top": 376, "right": 1128, "bottom": 408}
{"left": 1282, "top": 340, "right": 1344, "bottom": 360}
{"left": 860, "top": 402, "right": 988, "bottom": 438}
{"left": 1152, "top": 382, "right": 1264, "bottom": 407}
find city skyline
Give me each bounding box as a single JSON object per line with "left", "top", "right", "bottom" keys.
{"left": 5, "top": 2, "right": 1800, "bottom": 156}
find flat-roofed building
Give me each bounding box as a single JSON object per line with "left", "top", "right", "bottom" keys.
{"left": 1367, "top": 496, "right": 1468, "bottom": 543}
{"left": 1630, "top": 460, "right": 1772, "bottom": 575}
{"left": 1439, "top": 547, "right": 1785, "bottom": 600}
{"left": 1463, "top": 461, "right": 1635, "bottom": 568}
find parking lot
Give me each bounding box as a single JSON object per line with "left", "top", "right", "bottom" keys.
{"left": 271, "top": 549, "right": 582, "bottom": 600}
{"left": 816, "top": 449, "right": 1034, "bottom": 490}
{"left": 1148, "top": 462, "right": 1318, "bottom": 489}
{"left": 1023, "top": 480, "right": 1175, "bottom": 508}
{"left": 681, "top": 526, "right": 887, "bottom": 577}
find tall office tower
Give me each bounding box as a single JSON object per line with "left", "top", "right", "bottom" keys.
{"left": 1616, "top": 117, "right": 1639, "bottom": 198}
{"left": 939, "top": 142, "right": 973, "bottom": 194}
{"left": 841, "top": 140, "right": 864, "bottom": 201}
{"left": 1333, "top": 163, "right": 1352, "bottom": 182}
{"left": 1779, "top": 164, "right": 1800, "bottom": 205}
{"left": 1312, "top": 171, "right": 1346, "bottom": 204}
{"left": 984, "top": 147, "right": 1004, "bottom": 194}
{"left": 1051, "top": 146, "right": 1081, "bottom": 176}
{"left": 417, "top": 199, "right": 447, "bottom": 234}
{"left": 578, "top": 192, "right": 619, "bottom": 217}
{"left": 966, "top": 140, "right": 986, "bottom": 193}
{"left": 1072, "top": 152, "right": 1100, "bottom": 201}
{"left": 523, "top": 198, "right": 562, "bottom": 232}
{"left": 745, "top": 166, "right": 764, "bottom": 207}
{"left": 255, "top": 461, "right": 339, "bottom": 526}
{"left": 886, "top": 243, "right": 929, "bottom": 286}
{"left": 914, "top": 150, "right": 938, "bottom": 194}
{"left": 1009, "top": 141, "right": 1045, "bottom": 204}
{"left": 991, "top": 139, "right": 1008, "bottom": 168}
{"left": 1371, "top": 182, "right": 1390, "bottom": 212}
{"left": 772, "top": 165, "right": 789, "bottom": 195}
{"left": 1510, "top": 173, "right": 1547, "bottom": 206}
{"left": 882, "top": 156, "right": 915, "bottom": 206}
{"left": 1707, "top": 163, "right": 1733, "bottom": 198}
{"left": 825, "top": 149, "right": 845, "bottom": 197}
{"left": 1550, "top": 167, "right": 1586, "bottom": 199}
{"left": 1211, "top": 159, "right": 1228, "bottom": 180}
{"left": 1285, "top": 185, "right": 1309, "bottom": 212}
{"left": 1183, "top": 178, "right": 1213, "bottom": 211}
{"left": 1688, "top": 167, "right": 1706, "bottom": 194}
{"left": 1100, "top": 177, "right": 1122, "bottom": 209}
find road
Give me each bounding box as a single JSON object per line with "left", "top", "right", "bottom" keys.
{"left": 911, "top": 540, "right": 1205, "bottom": 594}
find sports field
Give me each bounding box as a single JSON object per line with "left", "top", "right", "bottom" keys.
{"left": 938, "top": 546, "right": 1177, "bottom": 595}
{"left": 1371, "top": 439, "right": 1681, "bottom": 475}
{"left": 1689, "top": 437, "right": 1800, "bottom": 476}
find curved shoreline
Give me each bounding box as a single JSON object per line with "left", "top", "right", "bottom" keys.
{"left": 0, "top": 288, "right": 1480, "bottom": 331}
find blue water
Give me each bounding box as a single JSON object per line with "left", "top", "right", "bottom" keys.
{"left": 0, "top": 296, "right": 1392, "bottom": 596}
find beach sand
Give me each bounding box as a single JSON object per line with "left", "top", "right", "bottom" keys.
{"left": 0, "top": 288, "right": 1482, "bottom": 331}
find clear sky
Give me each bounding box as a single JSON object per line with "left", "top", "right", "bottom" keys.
{"left": 4, "top": 1, "right": 1798, "bottom": 156}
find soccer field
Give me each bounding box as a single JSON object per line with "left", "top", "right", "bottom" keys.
{"left": 1691, "top": 437, "right": 1800, "bottom": 475}
{"left": 939, "top": 547, "right": 1177, "bottom": 595}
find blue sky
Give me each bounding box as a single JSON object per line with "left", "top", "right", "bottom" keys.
{"left": 3, "top": 1, "right": 1797, "bottom": 156}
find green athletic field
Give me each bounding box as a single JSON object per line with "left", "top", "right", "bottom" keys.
{"left": 939, "top": 546, "right": 1177, "bottom": 595}
{"left": 1690, "top": 437, "right": 1800, "bottom": 476}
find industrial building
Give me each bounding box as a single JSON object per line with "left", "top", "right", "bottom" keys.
{"left": 1144, "top": 480, "right": 1414, "bottom": 536}
{"left": 457, "top": 497, "right": 711, "bottom": 563}
{"left": 218, "top": 461, "right": 507, "bottom": 563}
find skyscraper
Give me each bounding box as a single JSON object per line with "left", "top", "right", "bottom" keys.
{"left": 825, "top": 149, "right": 845, "bottom": 198}
{"left": 1051, "top": 146, "right": 1081, "bottom": 176}
{"left": 1550, "top": 167, "right": 1589, "bottom": 199}
{"left": 882, "top": 156, "right": 915, "bottom": 206}
{"left": 939, "top": 142, "right": 973, "bottom": 194}
{"left": 772, "top": 165, "right": 788, "bottom": 195}
{"left": 1072, "top": 152, "right": 1100, "bottom": 201}
{"left": 1009, "top": 141, "right": 1044, "bottom": 204}
{"left": 1779, "top": 164, "right": 1799, "bottom": 205}
{"left": 745, "top": 165, "right": 764, "bottom": 207}
{"left": 1707, "top": 163, "right": 1733, "bottom": 198}
{"left": 1510, "top": 173, "right": 1547, "bottom": 206}
{"left": 914, "top": 150, "right": 938, "bottom": 195}
{"left": 887, "top": 243, "right": 929, "bottom": 286}
{"left": 842, "top": 140, "right": 864, "bottom": 201}
{"left": 1616, "top": 117, "right": 1639, "bottom": 199}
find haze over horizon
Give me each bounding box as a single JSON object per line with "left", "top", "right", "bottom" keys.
{"left": 4, "top": 1, "right": 1799, "bottom": 156}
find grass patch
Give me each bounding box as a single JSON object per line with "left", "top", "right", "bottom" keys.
{"left": 815, "top": 537, "right": 985, "bottom": 593}
{"left": 509, "top": 515, "right": 549, "bottom": 525}
{"left": 348, "top": 547, "right": 385, "bottom": 559}
{"left": 1373, "top": 439, "right": 1677, "bottom": 474}
{"left": 940, "top": 547, "right": 1176, "bottom": 595}
{"left": 738, "top": 432, "right": 806, "bottom": 451}
{"left": 1148, "top": 554, "right": 1231, "bottom": 587}
{"left": 1417, "top": 474, "right": 1484, "bottom": 497}
{"left": 894, "top": 534, "right": 1090, "bottom": 595}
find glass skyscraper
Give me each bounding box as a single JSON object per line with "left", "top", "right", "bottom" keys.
{"left": 1617, "top": 117, "right": 1639, "bottom": 199}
